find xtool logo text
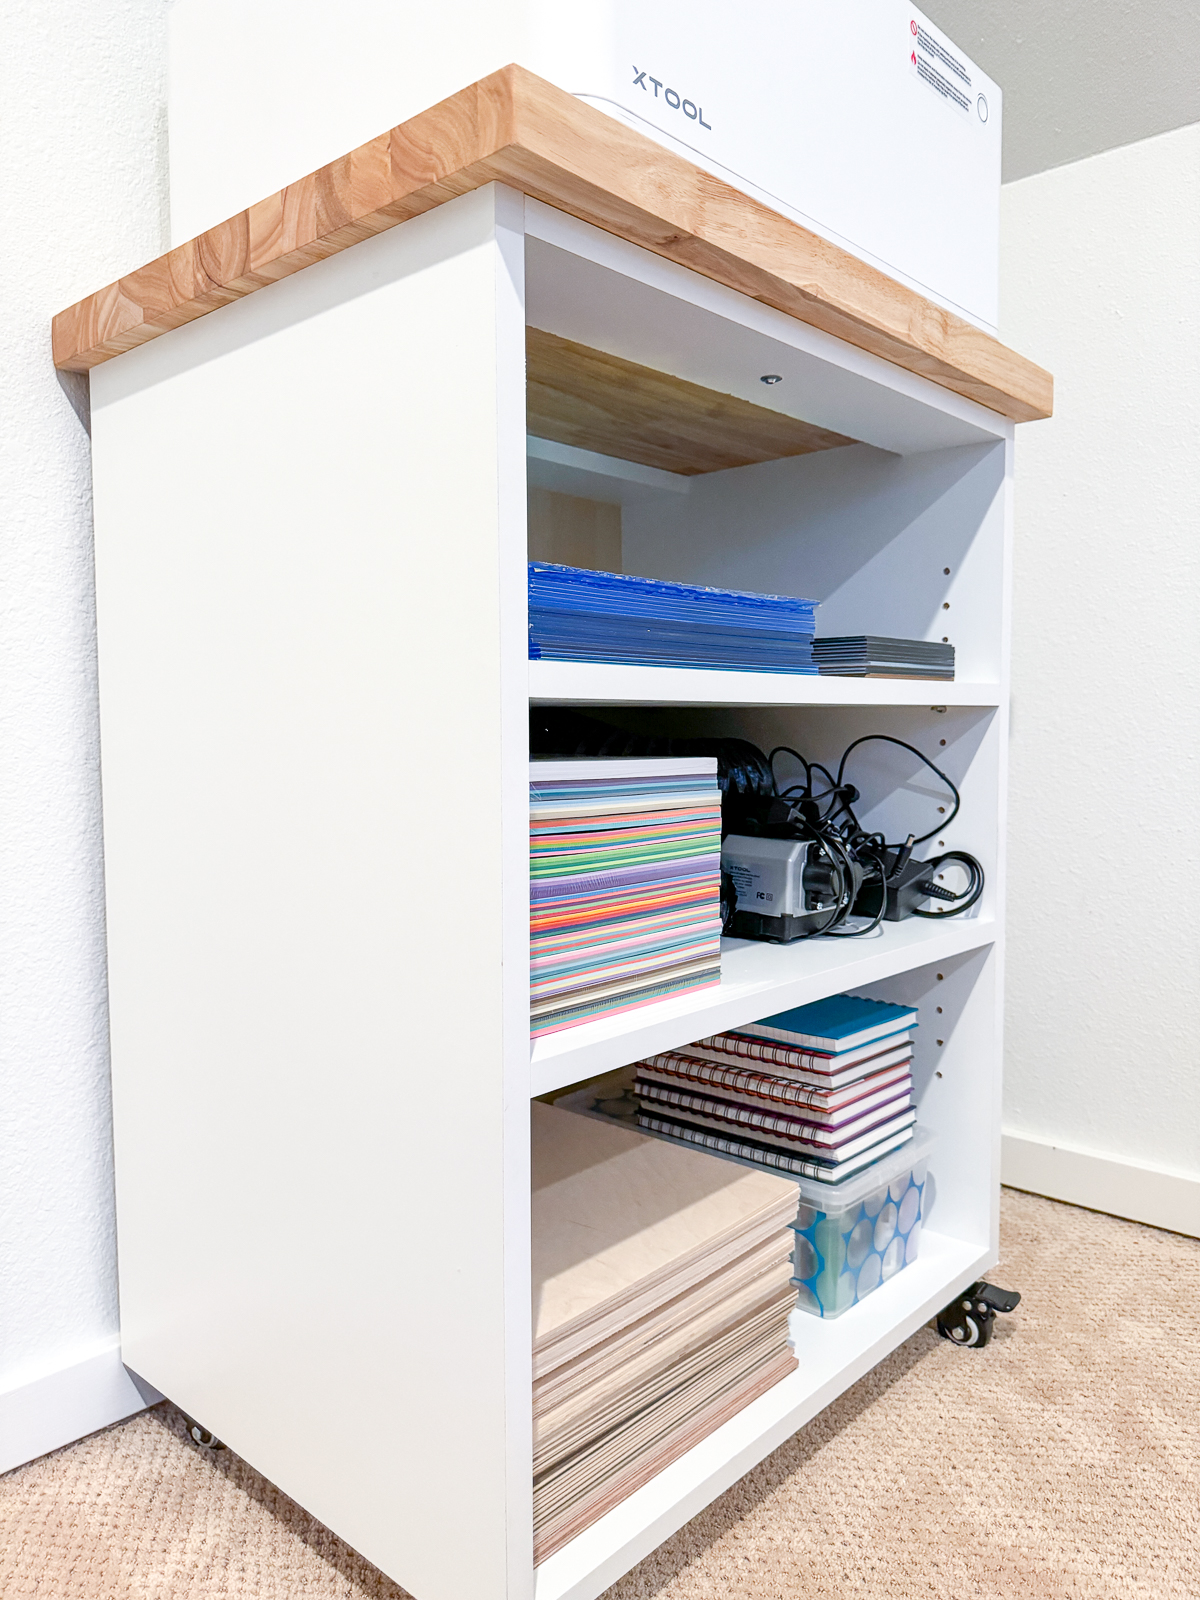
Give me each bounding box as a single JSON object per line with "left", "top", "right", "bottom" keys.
{"left": 631, "top": 67, "right": 711, "bottom": 129}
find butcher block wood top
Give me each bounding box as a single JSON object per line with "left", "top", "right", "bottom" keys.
{"left": 52, "top": 64, "right": 1052, "bottom": 422}
{"left": 526, "top": 329, "right": 858, "bottom": 474}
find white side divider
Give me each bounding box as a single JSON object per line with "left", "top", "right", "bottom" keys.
{"left": 90, "top": 184, "right": 532, "bottom": 1600}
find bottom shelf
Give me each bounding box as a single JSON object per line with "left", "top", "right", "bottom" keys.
{"left": 534, "top": 1229, "right": 991, "bottom": 1600}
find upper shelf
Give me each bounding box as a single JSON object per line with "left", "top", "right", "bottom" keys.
{"left": 53, "top": 66, "right": 1052, "bottom": 424}
{"left": 529, "top": 661, "right": 1001, "bottom": 709}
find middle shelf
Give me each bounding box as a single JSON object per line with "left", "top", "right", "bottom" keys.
{"left": 530, "top": 914, "right": 996, "bottom": 1096}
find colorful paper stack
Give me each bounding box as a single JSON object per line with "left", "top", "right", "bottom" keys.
{"left": 530, "top": 758, "right": 722, "bottom": 1038}
{"left": 528, "top": 562, "right": 819, "bottom": 673}
{"left": 532, "top": 1102, "right": 798, "bottom": 1561}
{"left": 634, "top": 994, "right": 918, "bottom": 1181}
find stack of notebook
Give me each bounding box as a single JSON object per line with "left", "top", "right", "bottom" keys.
{"left": 528, "top": 562, "right": 818, "bottom": 673}
{"left": 532, "top": 1101, "right": 798, "bottom": 1561}
{"left": 634, "top": 994, "right": 918, "bottom": 1181}
{"left": 530, "top": 758, "right": 723, "bottom": 1038}
{"left": 812, "top": 636, "right": 955, "bottom": 679}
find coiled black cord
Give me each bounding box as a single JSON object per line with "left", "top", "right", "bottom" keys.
{"left": 836, "top": 734, "right": 961, "bottom": 845}
{"left": 909, "top": 850, "right": 985, "bottom": 917}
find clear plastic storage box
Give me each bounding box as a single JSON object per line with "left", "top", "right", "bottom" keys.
{"left": 790, "top": 1130, "right": 934, "bottom": 1319}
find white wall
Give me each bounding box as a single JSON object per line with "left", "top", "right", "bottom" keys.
{"left": 928, "top": 0, "right": 1200, "bottom": 181}
{"left": 0, "top": 0, "right": 168, "bottom": 1471}
{"left": 999, "top": 123, "right": 1200, "bottom": 1235}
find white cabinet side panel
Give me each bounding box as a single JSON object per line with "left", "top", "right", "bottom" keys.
{"left": 91, "top": 187, "right": 529, "bottom": 1600}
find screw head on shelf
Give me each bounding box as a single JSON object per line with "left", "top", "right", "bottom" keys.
{"left": 760, "top": 373, "right": 783, "bottom": 384}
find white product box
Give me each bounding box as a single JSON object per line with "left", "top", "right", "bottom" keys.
{"left": 168, "top": 0, "right": 1002, "bottom": 329}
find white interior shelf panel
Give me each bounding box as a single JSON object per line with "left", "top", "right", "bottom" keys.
{"left": 534, "top": 1228, "right": 988, "bottom": 1600}
{"left": 529, "top": 660, "right": 1001, "bottom": 709}
{"left": 530, "top": 916, "right": 996, "bottom": 1095}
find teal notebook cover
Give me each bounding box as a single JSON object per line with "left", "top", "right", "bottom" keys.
{"left": 751, "top": 994, "right": 917, "bottom": 1046}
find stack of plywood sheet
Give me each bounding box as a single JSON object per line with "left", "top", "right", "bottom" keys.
{"left": 532, "top": 1101, "right": 798, "bottom": 1560}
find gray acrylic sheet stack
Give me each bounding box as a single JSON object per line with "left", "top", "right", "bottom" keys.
{"left": 531, "top": 1101, "right": 799, "bottom": 1561}
{"left": 812, "top": 635, "right": 955, "bottom": 679}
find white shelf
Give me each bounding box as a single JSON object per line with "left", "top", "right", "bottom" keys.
{"left": 534, "top": 1227, "right": 990, "bottom": 1600}
{"left": 530, "top": 915, "right": 996, "bottom": 1096}
{"left": 527, "top": 436, "right": 691, "bottom": 505}
{"left": 529, "top": 659, "right": 1000, "bottom": 708}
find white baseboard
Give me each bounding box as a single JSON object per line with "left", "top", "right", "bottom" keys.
{"left": 0, "top": 1339, "right": 162, "bottom": 1476}
{"left": 1002, "top": 1132, "right": 1200, "bottom": 1238}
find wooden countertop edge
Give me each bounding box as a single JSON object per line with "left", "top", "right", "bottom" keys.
{"left": 52, "top": 64, "right": 1052, "bottom": 422}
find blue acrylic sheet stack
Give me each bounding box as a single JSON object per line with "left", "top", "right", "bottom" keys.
{"left": 528, "top": 562, "right": 819, "bottom": 673}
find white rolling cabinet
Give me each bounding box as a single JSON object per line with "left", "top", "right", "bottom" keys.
{"left": 69, "top": 78, "right": 1045, "bottom": 1600}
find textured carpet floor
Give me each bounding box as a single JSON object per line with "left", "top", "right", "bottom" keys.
{"left": 2, "top": 1190, "right": 1197, "bottom": 1599}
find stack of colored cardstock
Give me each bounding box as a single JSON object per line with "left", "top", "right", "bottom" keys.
{"left": 530, "top": 758, "right": 722, "bottom": 1038}
{"left": 528, "top": 562, "right": 819, "bottom": 673}
{"left": 635, "top": 993, "right": 918, "bottom": 1181}
{"left": 532, "top": 1102, "right": 798, "bottom": 1562}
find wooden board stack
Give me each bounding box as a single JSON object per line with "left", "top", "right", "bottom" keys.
{"left": 529, "top": 758, "right": 722, "bottom": 1037}
{"left": 531, "top": 1102, "right": 799, "bottom": 1561}
{"left": 634, "top": 994, "right": 918, "bottom": 1182}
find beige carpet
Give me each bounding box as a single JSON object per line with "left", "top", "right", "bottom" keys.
{"left": 2, "top": 1190, "right": 1197, "bottom": 1599}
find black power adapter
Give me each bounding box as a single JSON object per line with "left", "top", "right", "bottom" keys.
{"left": 854, "top": 842, "right": 985, "bottom": 921}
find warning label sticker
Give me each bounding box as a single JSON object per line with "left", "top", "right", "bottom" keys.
{"left": 909, "top": 21, "right": 972, "bottom": 116}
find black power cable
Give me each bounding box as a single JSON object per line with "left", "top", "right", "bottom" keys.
{"left": 909, "top": 850, "right": 985, "bottom": 917}
{"left": 766, "top": 733, "right": 980, "bottom": 932}
{"left": 836, "top": 734, "right": 961, "bottom": 845}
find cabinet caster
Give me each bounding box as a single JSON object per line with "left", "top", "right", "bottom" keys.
{"left": 936, "top": 1280, "right": 1021, "bottom": 1347}
{"left": 182, "top": 1413, "right": 226, "bottom": 1450}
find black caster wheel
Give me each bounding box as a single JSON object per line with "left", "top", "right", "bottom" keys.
{"left": 182, "top": 1413, "right": 226, "bottom": 1450}
{"left": 936, "top": 1280, "right": 1020, "bottom": 1348}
